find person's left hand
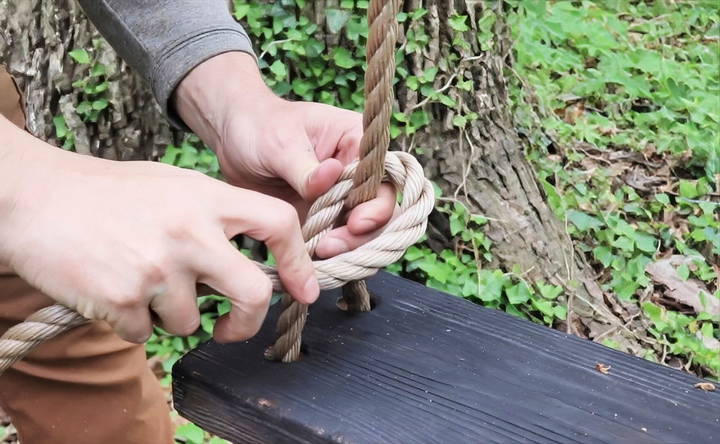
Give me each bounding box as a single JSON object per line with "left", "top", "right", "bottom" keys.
{"left": 174, "top": 52, "right": 397, "bottom": 259}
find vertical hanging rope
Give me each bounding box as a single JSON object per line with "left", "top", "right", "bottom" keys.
{"left": 267, "top": 0, "right": 403, "bottom": 362}
{"left": 341, "top": 0, "right": 402, "bottom": 312}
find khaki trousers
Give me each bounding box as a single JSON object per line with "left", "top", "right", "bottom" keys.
{"left": 0, "top": 65, "right": 173, "bottom": 444}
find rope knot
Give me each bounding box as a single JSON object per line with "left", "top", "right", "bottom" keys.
{"left": 258, "top": 151, "right": 434, "bottom": 292}
{"left": 264, "top": 151, "right": 433, "bottom": 362}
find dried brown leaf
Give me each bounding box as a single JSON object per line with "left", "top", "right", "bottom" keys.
{"left": 596, "top": 363, "right": 611, "bottom": 374}
{"left": 646, "top": 256, "right": 720, "bottom": 316}
{"left": 694, "top": 382, "right": 716, "bottom": 392}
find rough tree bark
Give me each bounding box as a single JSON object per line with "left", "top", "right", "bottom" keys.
{"left": 0, "top": 0, "right": 176, "bottom": 159}
{"left": 0, "top": 0, "right": 645, "bottom": 353}
{"left": 395, "top": 1, "right": 647, "bottom": 353}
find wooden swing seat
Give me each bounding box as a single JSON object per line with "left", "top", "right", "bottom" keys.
{"left": 173, "top": 272, "right": 720, "bottom": 443}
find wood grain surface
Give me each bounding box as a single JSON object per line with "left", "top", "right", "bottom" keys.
{"left": 173, "top": 272, "right": 720, "bottom": 444}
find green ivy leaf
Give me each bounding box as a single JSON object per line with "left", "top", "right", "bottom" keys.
{"left": 439, "top": 94, "right": 457, "bottom": 107}
{"left": 175, "top": 423, "right": 205, "bottom": 444}
{"left": 69, "top": 48, "right": 91, "bottom": 65}
{"left": 448, "top": 15, "right": 470, "bottom": 32}
{"left": 612, "top": 236, "right": 635, "bottom": 252}
{"left": 677, "top": 264, "right": 690, "bottom": 280}
{"left": 326, "top": 9, "right": 351, "bottom": 33}
{"left": 333, "top": 48, "right": 356, "bottom": 69}
{"left": 269, "top": 60, "right": 287, "bottom": 79}
{"left": 449, "top": 212, "right": 465, "bottom": 236}
{"left": 655, "top": 193, "right": 670, "bottom": 205}
{"left": 537, "top": 282, "right": 563, "bottom": 300}
{"left": 477, "top": 270, "right": 506, "bottom": 302}
{"left": 406, "top": 76, "right": 420, "bottom": 90}
{"left": 531, "top": 298, "right": 554, "bottom": 317}
{"left": 507, "top": 282, "right": 531, "bottom": 305}
{"left": 615, "top": 278, "right": 639, "bottom": 300}
{"left": 593, "top": 245, "right": 615, "bottom": 267}
{"left": 567, "top": 209, "right": 603, "bottom": 231}
{"left": 92, "top": 99, "right": 109, "bottom": 111}
{"left": 643, "top": 302, "right": 667, "bottom": 330}
{"left": 633, "top": 232, "right": 657, "bottom": 253}
{"left": 53, "top": 115, "right": 68, "bottom": 139}
{"left": 409, "top": 110, "right": 430, "bottom": 129}
{"left": 678, "top": 180, "right": 699, "bottom": 199}
{"left": 452, "top": 115, "right": 467, "bottom": 128}
{"left": 404, "top": 245, "right": 425, "bottom": 261}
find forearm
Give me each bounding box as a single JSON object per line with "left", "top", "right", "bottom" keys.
{"left": 77, "top": 0, "right": 256, "bottom": 127}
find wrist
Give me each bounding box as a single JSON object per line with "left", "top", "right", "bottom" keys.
{"left": 0, "top": 118, "right": 57, "bottom": 261}
{"left": 172, "top": 51, "right": 281, "bottom": 151}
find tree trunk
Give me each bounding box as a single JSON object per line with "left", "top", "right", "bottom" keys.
{"left": 387, "top": 0, "right": 646, "bottom": 352}
{"left": 0, "top": 0, "right": 175, "bottom": 160}
{"left": 0, "top": 0, "right": 645, "bottom": 353}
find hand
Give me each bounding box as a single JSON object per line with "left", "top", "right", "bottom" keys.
{"left": 173, "top": 52, "right": 397, "bottom": 258}
{"left": 0, "top": 117, "right": 318, "bottom": 343}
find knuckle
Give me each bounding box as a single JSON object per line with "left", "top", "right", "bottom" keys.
{"left": 176, "top": 314, "right": 200, "bottom": 336}
{"left": 165, "top": 220, "right": 196, "bottom": 243}
{"left": 140, "top": 252, "right": 171, "bottom": 284}
{"left": 266, "top": 201, "right": 299, "bottom": 234}
{"left": 124, "top": 326, "right": 152, "bottom": 344}
{"left": 245, "top": 274, "right": 273, "bottom": 311}
{"left": 109, "top": 290, "right": 145, "bottom": 310}
{"left": 345, "top": 132, "right": 362, "bottom": 146}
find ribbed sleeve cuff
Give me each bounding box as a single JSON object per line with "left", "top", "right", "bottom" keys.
{"left": 151, "top": 27, "right": 256, "bottom": 130}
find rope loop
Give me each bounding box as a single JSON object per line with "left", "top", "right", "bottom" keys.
{"left": 257, "top": 152, "right": 433, "bottom": 292}
{"left": 264, "top": 152, "right": 434, "bottom": 362}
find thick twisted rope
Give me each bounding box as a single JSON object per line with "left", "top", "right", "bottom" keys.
{"left": 264, "top": 153, "right": 432, "bottom": 361}
{"left": 342, "top": 0, "right": 402, "bottom": 313}
{"left": 0, "top": 305, "right": 87, "bottom": 373}
{"left": 0, "top": 152, "right": 433, "bottom": 371}
{"left": 267, "top": 0, "right": 404, "bottom": 362}
{"left": 346, "top": 0, "right": 400, "bottom": 207}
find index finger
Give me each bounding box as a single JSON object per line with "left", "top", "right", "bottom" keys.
{"left": 217, "top": 187, "right": 319, "bottom": 305}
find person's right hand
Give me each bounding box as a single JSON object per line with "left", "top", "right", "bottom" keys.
{"left": 0, "top": 118, "right": 318, "bottom": 344}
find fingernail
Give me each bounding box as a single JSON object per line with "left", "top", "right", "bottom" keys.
{"left": 320, "top": 237, "right": 350, "bottom": 257}
{"left": 304, "top": 275, "right": 320, "bottom": 303}
{"left": 354, "top": 217, "right": 377, "bottom": 233}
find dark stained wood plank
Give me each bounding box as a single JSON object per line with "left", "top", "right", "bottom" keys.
{"left": 173, "top": 272, "right": 720, "bottom": 444}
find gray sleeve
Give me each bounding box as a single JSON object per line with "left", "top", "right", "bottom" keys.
{"left": 78, "top": 0, "right": 256, "bottom": 128}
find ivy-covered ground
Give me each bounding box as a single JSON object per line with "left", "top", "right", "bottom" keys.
{"left": 3, "top": 1, "right": 715, "bottom": 443}
{"left": 511, "top": 0, "right": 719, "bottom": 374}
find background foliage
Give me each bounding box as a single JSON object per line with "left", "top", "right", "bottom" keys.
{"left": 21, "top": 1, "right": 715, "bottom": 443}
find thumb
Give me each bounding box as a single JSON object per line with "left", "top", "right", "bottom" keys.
{"left": 274, "top": 138, "right": 343, "bottom": 201}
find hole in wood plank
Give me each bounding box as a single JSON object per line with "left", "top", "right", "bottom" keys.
{"left": 335, "top": 293, "right": 379, "bottom": 312}
{"left": 262, "top": 343, "right": 310, "bottom": 362}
